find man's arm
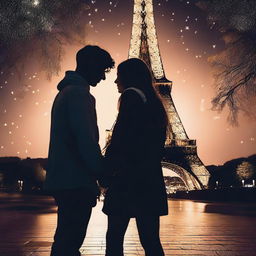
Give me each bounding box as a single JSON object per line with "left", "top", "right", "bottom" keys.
{"left": 67, "top": 86, "right": 104, "bottom": 177}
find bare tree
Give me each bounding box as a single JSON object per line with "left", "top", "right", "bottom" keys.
{"left": 197, "top": 0, "right": 256, "bottom": 124}
{"left": 0, "top": 0, "right": 90, "bottom": 80}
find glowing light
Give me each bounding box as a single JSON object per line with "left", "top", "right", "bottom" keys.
{"left": 33, "top": 0, "right": 40, "bottom": 6}
{"left": 200, "top": 99, "right": 205, "bottom": 112}
{"left": 129, "top": 0, "right": 165, "bottom": 79}
{"left": 237, "top": 162, "right": 254, "bottom": 180}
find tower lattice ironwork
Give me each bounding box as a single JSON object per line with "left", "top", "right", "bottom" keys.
{"left": 128, "top": 0, "right": 210, "bottom": 189}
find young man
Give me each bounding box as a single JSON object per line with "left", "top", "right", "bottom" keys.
{"left": 44, "top": 45, "right": 114, "bottom": 256}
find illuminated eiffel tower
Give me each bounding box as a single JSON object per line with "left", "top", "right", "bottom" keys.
{"left": 128, "top": 0, "right": 210, "bottom": 189}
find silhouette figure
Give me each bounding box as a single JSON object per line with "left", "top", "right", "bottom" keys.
{"left": 44, "top": 45, "right": 114, "bottom": 256}
{"left": 101, "top": 58, "right": 168, "bottom": 256}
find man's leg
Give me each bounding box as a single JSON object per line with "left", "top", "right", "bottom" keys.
{"left": 50, "top": 190, "right": 94, "bottom": 256}
{"left": 105, "top": 215, "right": 130, "bottom": 256}
{"left": 136, "top": 216, "right": 164, "bottom": 256}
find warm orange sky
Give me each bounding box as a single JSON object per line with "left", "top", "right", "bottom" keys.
{"left": 0, "top": 0, "right": 255, "bottom": 165}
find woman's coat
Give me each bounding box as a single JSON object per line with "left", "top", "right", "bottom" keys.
{"left": 102, "top": 88, "right": 168, "bottom": 217}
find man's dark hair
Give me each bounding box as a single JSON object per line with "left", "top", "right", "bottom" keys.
{"left": 76, "top": 45, "right": 115, "bottom": 73}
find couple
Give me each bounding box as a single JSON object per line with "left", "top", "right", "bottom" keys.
{"left": 44, "top": 45, "right": 168, "bottom": 256}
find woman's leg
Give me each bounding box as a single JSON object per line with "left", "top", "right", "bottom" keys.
{"left": 105, "top": 215, "right": 130, "bottom": 256}
{"left": 136, "top": 216, "right": 164, "bottom": 256}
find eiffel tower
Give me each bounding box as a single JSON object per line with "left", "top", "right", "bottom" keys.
{"left": 128, "top": 0, "right": 210, "bottom": 190}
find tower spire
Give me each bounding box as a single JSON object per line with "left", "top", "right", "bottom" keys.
{"left": 129, "top": 0, "right": 168, "bottom": 82}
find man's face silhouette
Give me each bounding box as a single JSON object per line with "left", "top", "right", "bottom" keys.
{"left": 90, "top": 68, "right": 106, "bottom": 87}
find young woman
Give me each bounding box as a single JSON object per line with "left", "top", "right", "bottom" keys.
{"left": 102, "top": 58, "right": 168, "bottom": 256}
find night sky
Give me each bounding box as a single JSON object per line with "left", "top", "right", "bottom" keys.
{"left": 0, "top": 0, "right": 255, "bottom": 165}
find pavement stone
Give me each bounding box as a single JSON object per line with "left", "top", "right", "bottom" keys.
{"left": 0, "top": 193, "right": 256, "bottom": 256}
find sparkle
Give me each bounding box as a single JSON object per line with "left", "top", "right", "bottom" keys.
{"left": 32, "top": 0, "right": 40, "bottom": 6}
{"left": 200, "top": 99, "right": 205, "bottom": 112}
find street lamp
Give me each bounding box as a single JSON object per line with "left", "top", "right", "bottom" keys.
{"left": 18, "top": 180, "right": 23, "bottom": 191}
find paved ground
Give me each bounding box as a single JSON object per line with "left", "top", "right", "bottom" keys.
{"left": 1, "top": 193, "right": 256, "bottom": 256}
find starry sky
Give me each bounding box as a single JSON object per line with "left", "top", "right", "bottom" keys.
{"left": 0, "top": 0, "right": 255, "bottom": 165}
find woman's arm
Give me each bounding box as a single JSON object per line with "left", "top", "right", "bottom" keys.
{"left": 105, "top": 89, "right": 146, "bottom": 171}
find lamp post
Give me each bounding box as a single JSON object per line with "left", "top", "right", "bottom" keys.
{"left": 18, "top": 180, "right": 23, "bottom": 191}
{"left": 242, "top": 179, "right": 245, "bottom": 187}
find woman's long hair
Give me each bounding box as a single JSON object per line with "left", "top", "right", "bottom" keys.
{"left": 117, "top": 58, "right": 169, "bottom": 134}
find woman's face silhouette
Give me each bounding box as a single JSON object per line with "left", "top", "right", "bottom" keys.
{"left": 115, "top": 72, "right": 125, "bottom": 93}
